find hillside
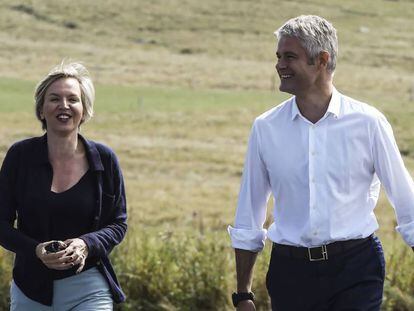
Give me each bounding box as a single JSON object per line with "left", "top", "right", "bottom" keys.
{"left": 0, "top": 0, "right": 412, "bottom": 92}
{"left": 1, "top": 0, "right": 414, "bottom": 153}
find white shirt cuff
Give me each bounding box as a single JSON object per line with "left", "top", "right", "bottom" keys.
{"left": 396, "top": 221, "right": 414, "bottom": 246}
{"left": 227, "top": 225, "right": 267, "bottom": 252}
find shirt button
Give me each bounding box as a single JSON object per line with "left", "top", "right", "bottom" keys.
{"left": 311, "top": 151, "right": 316, "bottom": 155}
{"left": 313, "top": 231, "right": 318, "bottom": 236}
{"left": 311, "top": 178, "right": 315, "bottom": 183}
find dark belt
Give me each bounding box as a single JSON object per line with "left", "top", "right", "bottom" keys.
{"left": 272, "top": 235, "right": 373, "bottom": 261}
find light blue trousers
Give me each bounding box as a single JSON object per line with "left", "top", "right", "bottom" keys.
{"left": 10, "top": 267, "right": 113, "bottom": 310}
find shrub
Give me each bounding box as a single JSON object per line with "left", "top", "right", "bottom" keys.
{"left": 113, "top": 229, "right": 232, "bottom": 310}
{"left": 1, "top": 231, "right": 414, "bottom": 310}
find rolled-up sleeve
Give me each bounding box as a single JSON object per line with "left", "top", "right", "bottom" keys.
{"left": 372, "top": 114, "right": 414, "bottom": 246}
{"left": 228, "top": 120, "right": 271, "bottom": 252}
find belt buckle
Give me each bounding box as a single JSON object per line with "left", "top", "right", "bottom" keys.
{"left": 307, "top": 245, "right": 328, "bottom": 261}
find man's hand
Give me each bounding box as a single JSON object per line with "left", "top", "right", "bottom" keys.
{"left": 63, "top": 238, "right": 89, "bottom": 274}
{"left": 237, "top": 300, "right": 256, "bottom": 310}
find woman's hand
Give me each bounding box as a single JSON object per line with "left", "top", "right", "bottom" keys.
{"left": 35, "top": 240, "right": 72, "bottom": 270}
{"left": 63, "top": 238, "right": 89, "bottom": 274}
{"left": 36, "top": 238, "right": 89, "bottom": 273}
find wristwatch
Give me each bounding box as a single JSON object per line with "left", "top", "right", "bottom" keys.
{"left": 232, "top": 291, "right": 255, "bottom": 307}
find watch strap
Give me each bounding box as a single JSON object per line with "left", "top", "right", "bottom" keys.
{"left": 232, "top": 291, "right": 255, "bottom": 307}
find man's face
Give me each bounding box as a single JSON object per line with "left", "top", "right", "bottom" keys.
{"left": 275, "top": 36, "right": 319, "bottom": 96}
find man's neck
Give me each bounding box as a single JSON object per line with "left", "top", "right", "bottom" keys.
{"left": 295, "top": 82, "right": 334, "bottom": 124}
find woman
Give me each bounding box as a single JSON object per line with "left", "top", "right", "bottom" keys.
{"left": 0, "top": 62, "right": 127, "bottom": 310}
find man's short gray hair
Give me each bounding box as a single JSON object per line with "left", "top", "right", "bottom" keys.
{"left": 34, "top": 61, "right": 95, "bottom": 130}
{"left": 275, "top": 15, "right": 338, "bottom": 72}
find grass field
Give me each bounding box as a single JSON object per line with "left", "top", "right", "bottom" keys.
{"left": 1, "top": 0, "right": 414, "bottom": 310}
{"left": 1, "top": 79, "right": 414, "bottom": 310}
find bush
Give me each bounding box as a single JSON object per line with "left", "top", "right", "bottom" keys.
{"left": 0, "top": 250, "right": 12, "bottom": 309}
{"left": 382, "top": 239, "right": 414, "bottom": 310}
{"left": 113, "top": 229, "right": 233, "bottom": 310}
{"left": 1, "top": 231, "right": 414, "bottom": 310}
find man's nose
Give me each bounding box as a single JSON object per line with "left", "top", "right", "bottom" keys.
{"left": 276, "top": 59, "right": 287, "bottom": 70}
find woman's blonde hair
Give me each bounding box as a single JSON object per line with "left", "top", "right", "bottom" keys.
{"left": 34, "top": 61, "right": 95, "bottom": 130}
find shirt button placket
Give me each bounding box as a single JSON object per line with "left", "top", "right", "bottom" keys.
{"left": 309, "top": 124, "right": 317, "bottom": 236}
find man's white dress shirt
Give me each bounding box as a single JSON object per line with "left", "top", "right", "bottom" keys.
{"left": 229, "top": 88, "right": 414, "bottom": 251}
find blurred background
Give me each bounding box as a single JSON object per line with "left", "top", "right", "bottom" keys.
{"left": 0, "top": 0, "right": 414, "bottom": 310}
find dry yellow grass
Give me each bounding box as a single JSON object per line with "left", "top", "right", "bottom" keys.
{"left": 1, "top": 0, "right": 414, "bottom": 308}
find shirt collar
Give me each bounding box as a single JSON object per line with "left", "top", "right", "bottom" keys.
{"left": 291, "top": 87, "right": 341, "bottom": 121}
{"left": 326, "top": 87, "right": 341, "bottom": 119}
{"left": 37, "top": 133, "right": 104, "bottom": 171}
{"left": 291, "top": 98, "right": 300, "bottom": 120}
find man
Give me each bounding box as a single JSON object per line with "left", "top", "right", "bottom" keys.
{"left": 228, "top": 15, "right": 414, "bottom": 310}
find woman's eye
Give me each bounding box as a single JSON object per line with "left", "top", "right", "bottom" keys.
{"left": 69, "top": 97, "right": 80, "bottom": 103}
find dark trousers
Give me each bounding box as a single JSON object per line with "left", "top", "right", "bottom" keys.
{"left": 266, "top": 236, "right": 385, "bottom": 311}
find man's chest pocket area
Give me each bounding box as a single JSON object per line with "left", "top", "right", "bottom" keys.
{"left": 263, "top": 145, "right": 309, "bottom": 188}
{"left": 324, "top": 137, "right": 373, "bottom": 195}
{"left": 325, "top": 151, "right": 351, "bottom": 194}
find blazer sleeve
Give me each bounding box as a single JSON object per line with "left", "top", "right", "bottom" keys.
{"left": 0, "top": 144, "right": 39, "bottom": 258}
{"left": 80, "top": 149, "right": 127, "bottom": 258}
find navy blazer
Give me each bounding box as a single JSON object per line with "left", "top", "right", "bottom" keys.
{"left": 0, "top": 134, "right": 127, "bottom": 305}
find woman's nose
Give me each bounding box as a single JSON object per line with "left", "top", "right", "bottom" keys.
{"left": 59, "top": 99, "right": 70, "bottom": 109}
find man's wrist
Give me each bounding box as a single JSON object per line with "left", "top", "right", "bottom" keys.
{"left": 232, "top": 291, "right": 255, "bottom": 307}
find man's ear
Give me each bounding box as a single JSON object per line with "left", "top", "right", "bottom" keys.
{"left": 318, "top": 51, "right": 330, "bottom": 69}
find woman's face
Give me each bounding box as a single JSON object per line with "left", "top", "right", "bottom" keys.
{"left": 41, "top": 77, "right": 84, "bottom": 136}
